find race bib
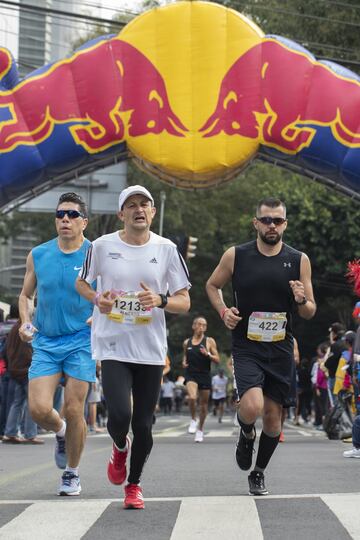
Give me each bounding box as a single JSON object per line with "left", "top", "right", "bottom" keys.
{"left": 247, "top": 311, "right": 287, "bottom": 342}
{"left": 107, "top": 292, "right": 152, "bottom": 325}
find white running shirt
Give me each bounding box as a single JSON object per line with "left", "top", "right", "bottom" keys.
{"left": 212, "top": 374, "right": 228, "bottom": 399}
{"left": 81, "top": 231, "right": 190, "bottom": 365}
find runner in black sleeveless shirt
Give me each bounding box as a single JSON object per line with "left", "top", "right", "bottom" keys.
{"left": 182, "top": 317, "right": 220, "bottom": 442}
{"left": 206, "top": 197, "right": 316, "bottom": 495}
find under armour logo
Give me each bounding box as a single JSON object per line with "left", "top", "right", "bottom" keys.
{"left": 284, "top": 262, "right": 292, "bottom": 268}
{"left": 149, "top": 257, "right": 158, "bottom": 263}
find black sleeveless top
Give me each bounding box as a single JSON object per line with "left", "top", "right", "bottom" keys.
{"left": 186, "top": 336, "right": 211, "bottom": 373}
{"left": 231, "top": 240, "right": 302, "bottom": 358}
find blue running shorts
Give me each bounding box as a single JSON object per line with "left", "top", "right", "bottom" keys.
{"left": 29, "top": 327, "right": 95, "bottom": 382}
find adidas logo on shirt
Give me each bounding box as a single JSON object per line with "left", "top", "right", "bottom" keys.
{"left": 149, "top": 257, "right": 158, "bottom": 263}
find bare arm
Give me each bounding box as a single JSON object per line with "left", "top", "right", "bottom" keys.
{"left": 206, "top": 247, "right": 241, "bottom": 330}
{"left": 206, "top": 337, "right": 220, "bottom": 364}
{"left": 293, "top": 336, "right": 300, "bottom": 366}
{"left": 289, "top": 254, "right": 316, "bottom": 320}
{"left": 18, "top": 252, "right": 38, "bottom": 341}
{"left": 182, "top": 339, "right": 189, "bottom": 368}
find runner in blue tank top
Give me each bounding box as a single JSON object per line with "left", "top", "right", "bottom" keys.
{"left": 18, "top": 192, "right": 95, "bottom": 497}
{"left": 206, "top": 197, "right": 316, "bottom": 496}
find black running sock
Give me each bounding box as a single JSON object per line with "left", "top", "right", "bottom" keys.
{"left": 254, "top": 431, "right": 280, "bottom": 471}
{"left": 237, "top": 414, "right": 255, "bottom": 438}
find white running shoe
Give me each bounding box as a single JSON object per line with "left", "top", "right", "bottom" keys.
{"left": 195, "top": 430, "right": 204, "bottom": 443}
{"left": 188, "top": 419, "right": 198, "bottom": 434}
{"left": 58, "top": 471, "right": 81, "bottom": 496}
{"left": 343, "top": 446, "right": 360, "bottom": 458}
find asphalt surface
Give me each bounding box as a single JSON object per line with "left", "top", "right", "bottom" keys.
{"left": 1, "top": 413, "right": 359, "bottom": 539}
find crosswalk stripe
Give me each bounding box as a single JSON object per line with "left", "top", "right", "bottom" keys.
{"left": 1, "top": 494, "right": 360, "bottom": 539}
{"left": 169, "top": 496, "right": 263, "bottom": 540}
{"left": 0, "top": 500, "right": 110, "bottom": 540}
{"left": 322, "top": 494, "right": 360, "bottom": 539}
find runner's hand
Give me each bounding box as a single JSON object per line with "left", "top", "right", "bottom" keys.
{"left": 289, "top": 280, "right": 305, "bottom": 303}
{"left": 97, "top": 290, "right": 116, "bottom": 314}
{"left": 223, "top": 307, "right": 242, "bottom": 330}
{"left": 138, "top": 282, "right": 162, "bottom": 308}
{"left": 199, "top": 345, "right": 209, "bottom": 356}
{"left": 19, "top": 322, "right": 37, "bottom": 342}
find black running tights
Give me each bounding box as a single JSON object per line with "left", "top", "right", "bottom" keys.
{"left": 101, "top": 360, "right": 163, "bottom": 484}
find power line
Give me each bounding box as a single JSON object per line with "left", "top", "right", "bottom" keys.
{"left": 0, "top": 0, "right": 127, "bottom": 27}
{"left": 233, "top": 0, "right": 360, "bottom": 29}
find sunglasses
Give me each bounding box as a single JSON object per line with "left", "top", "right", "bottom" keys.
{"left": 256, "top": 216, "right": 287, "bottom": 226}
{"left": 56, "top": 209, "right": 84, "bottom": 219}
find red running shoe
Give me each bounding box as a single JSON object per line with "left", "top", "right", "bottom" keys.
{"left": 123, "top": 483, "right": 145, "bottom": 509}
{"left": 279, "top": 431, "right": 285, "bottom": 443}
{"left": 107, "top": 435, "right": 131, "bottom": 485}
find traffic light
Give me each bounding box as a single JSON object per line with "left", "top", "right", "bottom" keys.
{"left": 168, "top": 234, "right": 198, "bottom": 261}
{"left": 185, "top": 236, "right": 198, "bottom": 260}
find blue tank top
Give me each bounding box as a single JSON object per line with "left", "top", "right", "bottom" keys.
{"left": 33, "top": 238, "right": 93, "bottom": 337}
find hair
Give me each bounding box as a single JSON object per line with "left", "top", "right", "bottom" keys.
{"left": 329, "top": 322, "right": 345, "bottom": 338}
{"left": 193, "top": 316, "right": 207, "bottom": 324}
{"left": 317, "top": 342, "right": 329, "bottom": 355}
{"left": 256, "top": 197, "right": 286, "bottom": 217}
{"left": 57, "top": 192, "right": 88, "bottom": 218}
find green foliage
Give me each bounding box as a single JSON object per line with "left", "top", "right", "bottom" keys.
{"left": 218, "top": 0, "right": 360, "bottom": 73}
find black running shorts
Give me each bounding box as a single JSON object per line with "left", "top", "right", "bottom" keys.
{"left": 185, "top": 371, "right": 211, "bottom": 390}
{"left": 232, "top": 351, "right": 293, "bottom": 406}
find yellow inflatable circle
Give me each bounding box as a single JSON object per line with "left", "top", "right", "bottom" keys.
{"left": 120, "top": 1, "right": 263, "bottom": 189}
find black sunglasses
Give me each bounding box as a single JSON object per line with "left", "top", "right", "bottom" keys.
{"left": 56, "top": 209, "right": 84, "bottom": 219}
{"left": 256, "top": 216, "right": 287, "bottom": 226}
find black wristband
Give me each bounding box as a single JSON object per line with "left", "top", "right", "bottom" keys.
{"left": 158, "top": 293, "right": 168, "bottom": 309}
{"left": 295, "top": 296, "right": 307, "bottom": 305}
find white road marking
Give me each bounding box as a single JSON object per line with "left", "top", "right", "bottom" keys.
{"left": 322, "top": 493, "right": 360, "bottom": 539}
{"left": 169, "top": 496, "right": 263, "bottom": 540}
{"left": 0, "top": 500, "right": 110, "bottom": 540}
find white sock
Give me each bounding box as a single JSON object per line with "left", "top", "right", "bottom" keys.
{"left": 65, "top": 466, "right": 79, "bottom": 476}
{"left": 56, "top": 420, "right": 66, "bottom": 438}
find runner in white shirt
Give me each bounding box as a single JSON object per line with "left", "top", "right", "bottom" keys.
{"left": 76, "top": 185, "right": 190, "bottom": 509}
{"left": 212, "top": 369, "right": 228, "bottom": 423}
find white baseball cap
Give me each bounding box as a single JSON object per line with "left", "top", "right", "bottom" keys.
{"left": 118, "top": 185, "right": 154, "bottom": 210}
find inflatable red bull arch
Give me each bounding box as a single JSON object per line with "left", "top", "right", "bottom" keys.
{"left": 1, "top": 0, "right": 360, "bottom": 212}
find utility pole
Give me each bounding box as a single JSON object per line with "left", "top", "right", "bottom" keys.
{"left": 159, "top": 191, "right": 166, "bottom": 236}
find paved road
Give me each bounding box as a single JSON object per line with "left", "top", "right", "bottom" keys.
{"left": 1, "top": 413, "right": 359, "bottom": 539}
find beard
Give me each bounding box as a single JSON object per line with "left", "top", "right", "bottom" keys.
{"left": 259, "top": 230, "right": 282, "bottom": 245}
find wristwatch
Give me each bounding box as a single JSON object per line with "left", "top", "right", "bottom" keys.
{"left": 158, "top": 293, "right": 168, "bottom": 309}
{"left": 296, "top": 296, "right": 307, "bottom": 305}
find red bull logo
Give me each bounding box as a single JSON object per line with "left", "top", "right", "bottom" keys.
{"left": 0, "top": 0, "right": 360, "bottom": 210}
{"left": 0, "top": 39, "right": 187, "bottom": 154}
{"left": 200, "top": 38, "right": 360, "bottom": 154}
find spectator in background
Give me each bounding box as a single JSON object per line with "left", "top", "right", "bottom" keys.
{"left": 296, "top": 357, "right": 313, "bottom": 425}
{"left": 343, "top": 414, "right": 360, "bottom": 459}
{"left": 2, "top": 319, "right": 44, "bottom": 444}
{"left": 0, "top": 305, "right": 20, "bottom": 440}
{"left": 311, "top": 343, "right": 329, "bottom": 430}
{"left": 325, "top": 322, "right": 347, "bottom": 405}
{"left": 174, "top": 376, "right": 185, "bottom": 413}
{"left": 160, "top": 376, "right": 175, "bottom": 414}
{"left": 87, "top": 363, "right": 103, "bottom": 433}
{"left": 334, "top": 331, "right": 356, "bottom": 402}
{"left": 351, "top": 302, "right": 360, "bottom": 415}
{"left": 212, "top": 368, "right": 228, "bottom": 423}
